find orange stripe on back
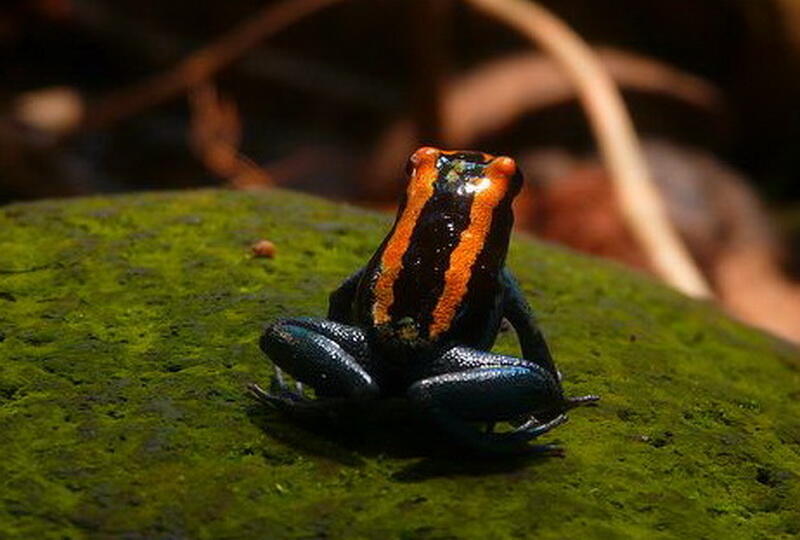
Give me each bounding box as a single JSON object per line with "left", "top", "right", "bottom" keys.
{"left": 428, "top": 157, "right": 515, "bottom": 338}
{"left": 372, "top": 148, "right": 439, "bottom": 326}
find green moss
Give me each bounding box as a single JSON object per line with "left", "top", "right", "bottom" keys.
{"left": 0, "top": 189, "right": 798, "bottom": 539}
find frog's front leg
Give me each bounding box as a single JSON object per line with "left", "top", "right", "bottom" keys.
{"left": 255, "top": 317, "right": 379, "bottom": 411}
{"left": 407, "top": 347, "right": 568, "bottom": 455}
{"left": 502, "top": 269, "right": 560, "bottom": 381}
{"left": 327, "top": 269, "right": 364, "bottom": 324}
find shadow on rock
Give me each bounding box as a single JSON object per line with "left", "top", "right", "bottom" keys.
{"left": 246, "top": 394, "right": 561, "bottom": 478}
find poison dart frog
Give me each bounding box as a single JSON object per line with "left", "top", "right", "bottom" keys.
{"left": 251, "top": 147, "right": 598, "bottom": 454}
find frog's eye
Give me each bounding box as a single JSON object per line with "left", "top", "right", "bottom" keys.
{"left": 492, "top": 156, "right": 516, "bottom": 177}
{"left": 406, "top": 147, "right": 439, "bottom": 177}
{"left": 488, "top": 155, "right": 523, "bottom": 194}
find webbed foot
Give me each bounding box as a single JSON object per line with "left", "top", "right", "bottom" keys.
{"left": 409, "top": 352, "right": 573, "bottom": 454}
{"left": 429, "top": 409, "right": 567, "bottom": 456}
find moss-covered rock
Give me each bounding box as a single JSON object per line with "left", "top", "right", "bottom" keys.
{"left": 1, "top": 189, "right": 798, "bottom": 539}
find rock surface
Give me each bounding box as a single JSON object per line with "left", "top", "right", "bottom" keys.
{"left": 0, "top": 189, "right": 798, "bottom": 539}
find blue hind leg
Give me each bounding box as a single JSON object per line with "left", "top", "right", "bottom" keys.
{"left": 408, "top": 347, "right": 570, "bottom": 455}
{"left": 253, "top": 317, "right": 379, "bottom": 412}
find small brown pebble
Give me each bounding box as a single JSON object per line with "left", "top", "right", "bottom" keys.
{"left": 251, "top": 240, "right": 276, "bottom": 258}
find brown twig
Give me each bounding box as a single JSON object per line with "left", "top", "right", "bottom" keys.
{"left": 408, "top": 0, "right": 453, "bottom": 145}
{"left": 188, "top": 82, "right": 273, "bottom": 189}
{"left": 466, "top": 0, "right": 712, "bottom": 298}
{"left": 440, "top": 47, "right": 722, "bottom": 145}
{"left": 363, "top": 47, "right": 722, "bottom": 200}
{"left": 84, "top": 0, "right": 345, "bottom": 130}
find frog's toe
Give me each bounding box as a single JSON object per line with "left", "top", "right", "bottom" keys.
{"left": 248, "top": 382, "right": 362, "bottom": 424}
{"left": 271, "top": 366, "right": 291, "bottom": 392}
{"left": 248, "top": 383, "right": 307, "bottom": 409}
{"left": 508, "top": 413, "right": 568, "bottom": 437}
{"left": 567, "top": 394, "right": 601, "bottom": 408}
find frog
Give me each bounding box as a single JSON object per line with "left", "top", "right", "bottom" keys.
{"left": 251, "top": 147, "right": 598, "bottom": 454}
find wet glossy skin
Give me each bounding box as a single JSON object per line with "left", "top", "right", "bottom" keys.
{"left": 358, "top": 148, "right": 520, "bottom": 354}
{"left": 253, "top": 147, "right": 597, "bottom": 454}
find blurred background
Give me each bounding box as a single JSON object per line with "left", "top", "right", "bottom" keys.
{"left": 2, "top": 0, "right": 799, "bottom": 342}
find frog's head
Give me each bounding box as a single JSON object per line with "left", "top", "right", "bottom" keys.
{"left": 403, "top": 147, "right": 523, "bottom": 212}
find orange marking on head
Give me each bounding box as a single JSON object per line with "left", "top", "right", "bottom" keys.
{"left": 429, "top": 156, "right": 516, "bottom": 338}
{"left": 372, "top": 147, "right": 440, "bottom": 325}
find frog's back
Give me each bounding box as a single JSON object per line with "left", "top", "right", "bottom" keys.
{"left": 353, "top": 148, "right": 521, "bottom": 351}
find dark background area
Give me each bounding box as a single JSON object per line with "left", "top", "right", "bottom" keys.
{"left": 2, "top": 0, "right": 800, "bottom": 201}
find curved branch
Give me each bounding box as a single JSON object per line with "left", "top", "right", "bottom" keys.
{"left": 466, "top": 0, "right": 712, "bottom": 298}
{"left": 84, "top": 0, "right": 345, "bottom": 130}
{"left": 441, "top": 47, "right": 722, "bottom": 145}
{"left": 363, "top": 47, "right": 722, "bottom": 199}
